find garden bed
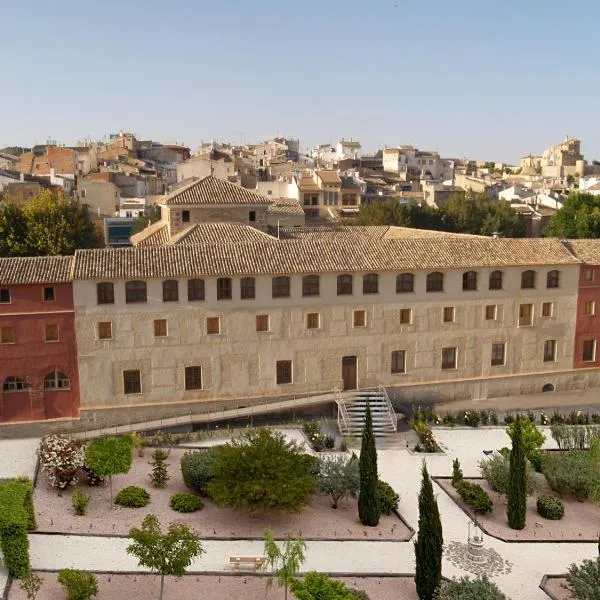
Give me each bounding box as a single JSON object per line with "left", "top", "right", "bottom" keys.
{"left": 542, "top": 576, "right": 573, "bottom": 600}
{"left": 7, "top": 572, "right": 419, "bottom": 600}
{"left": 33, "top": 448, "right": 411, "bottom": 541}
{"left": 436, "top": 477, "right": 600, "bottom": 541}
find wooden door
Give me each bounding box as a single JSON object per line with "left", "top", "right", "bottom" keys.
{"left": 342, "top": 356, "right": 357, "bottom": 390}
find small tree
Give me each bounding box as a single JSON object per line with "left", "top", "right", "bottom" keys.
{"left": 316, "top": 454, "right": 359, "bottom": 509}
{"left": 507, "top": 418, "right": 545, "bottom": 458}
{"left": 149, "top": 449, "right": 170, "bottom": 488}
{"left": 57, "top": 569, "right": 98, "bottom": 600}
{"left": 358, "top": 403, "right": 380, "bottom": 526}
{"left": 19, "top": 571, "right": 42, "bottom": 600}
{"left": 85, "top": 436, "right": 133, "bottom": 504}
{"left": 415, "top": 462, "right": 443, "bottom": 600}
{"left": 263, "top": 529, "right": 306, "bottom": 600}
{"left": 566, "top": 556, "right": 600, "bottom": 600}
{"left": 507, "top": 418, "right": 527, "bottom": 530}
{"left": 451, "top": 459, "right": 463, "bottom": 488}
{"left": 208, "top": 428, "right": 315, "bottom": 512}
{"left": 127, "top": 514, "right": 204, "bottom": 600}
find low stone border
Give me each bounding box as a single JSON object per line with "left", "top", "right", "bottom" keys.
{"left": 540, "top": 574, "right": 569, "bottom": 600}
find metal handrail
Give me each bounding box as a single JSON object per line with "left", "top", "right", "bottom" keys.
{"left": 334, "top": 389, "right": 351, "bottom": 436}
{"left": 378, "top": 383, "right": 397, "bottom": 432}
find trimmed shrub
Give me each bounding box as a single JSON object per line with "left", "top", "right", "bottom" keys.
{"left": 463, "top": 411, "right": 480, "bottom": 427}
{"left": 479, "top": 453, "right": 535, "bottom": 496}
{"left": 376, "top": 480, "right": 399, "bottom": 515}
{"left": 536, "top": 495, "right": 564, "bottom": 520}
{"left": 180, "top": 449, "right": 215, "bottom": 496}
{"left": 114, "top": 486, "right": 150, "bottom": 508}
{"left": 170, "top": 492, "right": 204, "bottom": 513}
{"left": 566, "top": 557, "right": 600, "bottom": 600}
{"left": 435, "top": 575, "right": 506, "bottom": 599}
{"left": 290, "top": 572, "right": 369, "bottom": 599}
{"left": 57, "top": 569, "right": 98, "bottom": 600}
{"left": 442, "top": 413, "right": 457, "bottom": 426}
{"left": 451, "top": 459, "right": 463, "bottom": 488}
{"left": 72, "top": 490, "right": 90, "bottom": 516}
{"left": 456, "top": 481, "right": 493, "bottom": 514}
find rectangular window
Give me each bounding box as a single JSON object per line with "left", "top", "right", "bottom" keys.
{"left": 98, "top": 321, "right": 112, "bottom": 340}
{"left": 306, "top": 312, "right": 320, "bottom": 329}
{"left": 584, "top": 301, "right": 595, "bottom": 315}
{"left": 256, "top": 314, "right": 269, "bottom": 332}
{"left": 249, "top": 210, "right": 256, "bottom": 222}
{"left": 97, "top": 282, "right": 114, "bottom": 305}
{"left": 302, "top": 276, "right": 320, "bottom": 297}
{"left": 353, "top": 310, "right": 366, "bottom": 327}
{"left": 276, "top": 360, "right": 292, "bottom": 384}
{"left": 542, "top": 302, "right": 553, "bottom": 317}
{"left": 206, "top": 317, "right": 220, "bottom": 335}
{"left": 187, "top": 279, "right": 205, "bottom": 301}
{"left": 240, "top": 277, "right": 255, "bottom": 300}
{"left": 491, "top": 343, "right": 505, "bottom": 366}
{"left": 43, "top": 286, "right": 55, "bottom": 302}
{"left": 217, "top": 278, "right": 232, "bottom": 300}
{"left": 0, "top": 288, "right": 10, "bottom": 303}
{"left": 585, "top": 268, "right": 594, "bottom": 282}
{"left": 182, "top": 210, "right": 190, "bottom": 223}
{"left": 337, "top": 275, "right": 353, "bottom": 295}
{"left": 443, "top": 306, "right": 455, "bottom": 323}
{"left": 184, "top": 366, "right": 202, "bottom": 390}
{"left": 399, "top": 309, "right": 412, "bottom": 324}
{"left": 125, "top": 281, "right": 147, "bottom": 303}
{"left": 441, "top": 347, "right": 457, "bottom": 370}
{"left": 391, "top": 350, "right": 406, "bottom": 374}
{"left": 0, "top": 326, "right": 16, "bottom": 344}
{"left": 543, "top": 339, "right": 556, "bottom": 362}
{"left": 123, "top": 370, "right": 141, "bottom": 394}
{"left": 485, "top": 305, "right": 497, "bottom": 320}
{"left": 154, "top": 319, "right": 167, "bottom": 337}
{"left": 272, "top": 277, "right": 290, "bottom": 298}
{"left": 45, "top": 324, "right": 59, "bottom": 342}
{"left": 519, "top": 303, "right": 533, "bottom": 327}
{"left": 583, "top": 340, "right": 596, "bottom": 362}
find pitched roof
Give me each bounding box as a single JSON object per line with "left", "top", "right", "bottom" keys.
{"left": 129, "top": 221, "right": 170, "bottom": 246}
{"left": 73, "top": 237, "right": 579, "bottom": 281}
{"left": 267, "top": 199, "right": 305, "bottom": 216}
{"left": 275, "top": 225, "right": 479, "bottom": 241}
{"left": 318, "top": 170, "right": 341, "bottom": 184}
{"left": 164, "top": 175, "right": 271, "bottom": 206}
{"left": 168, "top": 223, "right": 275, "bottom": 245}
{"left": 0, "top": 255, "right": 74, "bottom": 285}
{"left": 562, "top": 240, "right": 600, "bottom": 264}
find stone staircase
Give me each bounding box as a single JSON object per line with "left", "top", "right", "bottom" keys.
{"left": 336, "top": 385, "right": 397, "bottom": 437}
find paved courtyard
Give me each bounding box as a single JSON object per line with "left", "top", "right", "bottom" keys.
{"left": 1, "top": 425, "right": 596, "bottom": 599}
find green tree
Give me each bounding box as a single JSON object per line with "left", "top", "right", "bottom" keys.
{"left": 56, "top": 569, "right": 98, "bottom": 600}
{"left": 263, "top": 529, "right": 306, "bottom": 600}
{"left": 507, "top": 418, "right": 527, "bottom": 530}
{"left": 127, "top": 514, "right": 204, "bottom": 600}
{"left": 84, "top": 435, "right": 133, "bottom": 504}
{"left": 131, "top": 205, "right": 162, "bottom": 235}
{"left": 351, "top": 199, "right": 443, "bottom": 230}
{"left": 358, "top": 403, "right": 380, "bottom": 526}
{"left": 208, "top": 428, "right": 315, "bottom": 512}
{"left": 149, "top": 449, "right": 170, "bottom": 488}
{"left": 0, "top": 201, "right": 29, "bottom": 256}
{"left": 290, "top": 572, "right": 362, "bottom": 599}
{"left": 507, "top": 418, "right": 545, "bottom": 458}
{"left": 414, "top": 462, "right": 443, "bottom": 600}
{"left": 316, "top": 454, "right": 360, "bottom": 509}
{"left": 545, "top": 192, "right": 600, "bottom": 238}
{"left": 566, "top": 556, "right": 600, "bottom": 600}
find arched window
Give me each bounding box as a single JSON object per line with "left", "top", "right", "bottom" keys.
{"left": 396, "top": 273, "right": 414, "bottom": 293}
{"left": 547, "top": 270, "right": 560, "bottom": 289}
{"left": 521, "top": 270, "right": 536, "bottom": 289}
{"left": 272, "top": 276, "right": 290, "bottom": 298}
{"left": 96, "top": 282, "right": 114, "bottom": 304}
{"left": 426, "top": 272, "right": 444, "bottom": 292}
{"left": 489, "top": 270, "right": 503, "bottom": 290}
{"left": 302, "top": 275, "right": 320, "bottom": 297}
{"left": 2, "top": 376, "right": 30, "bottom": 392}
{"left": 125, "top": 280, "right": 147, "bottom": 303}
{"left": 462, "top": 271, "right": 477, "bottom": 291}
{"left": 363, "top": 273, "right": 379, "bottom": 295}
{"left": 542, "top": 383, "right": 555, "bottom": 393}
{"left": 44, "top": 371, "right": 70, "bottom": 390}
{"left": 162, "top": 280, "right": 179, "bottom": 302}
{"left": 337, "top": 274, "right": 353, "bottom": 296}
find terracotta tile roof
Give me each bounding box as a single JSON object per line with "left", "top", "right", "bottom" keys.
{"left": 562, "top": 240, "right": 600, "bottom": 264}
{"left": 73, "top": 237, "right": 579, "bottom": 280}
{"left": 168, "top": 223, "right": 275, "bottom": 245}
{"left": 164, "top": 175, "right": 271, "bottom": 206}
{"left": 276, "top": 226, "right": 390, "bottom": 240}
{"left": 267, "top": 199, "right": 305, "bottom": 215}
{"left": 318, "top": 170, "right": 341, "bottom": 185}
{"left": 383, "top": 227, "right": 483, "bottom": 240}
{"left": 0, "top": 255, "right": 74, "bottom": 285}
{"left": 130, "top": 221, "right": 170, "bottom": 246}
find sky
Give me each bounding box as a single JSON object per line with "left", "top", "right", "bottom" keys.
{"left": 2, "top": 0, "right": 600, "bottom": 164}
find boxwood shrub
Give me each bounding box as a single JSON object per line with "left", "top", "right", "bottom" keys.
{"left": 170, "top": 492, "right": 204, "bottom": 513}
{"left": 536, "top": 495, "right": 564, "bottom": 520}
{"left": 456, "top": 481, "right": 493, "bottom": 514}
{"left": 114, "top": 486, "right": 150, "bottom": 508}
{"left": 376, "top": 480, "right": 399, "bottom": 515}
{"left": 180, "top": 449, "right": 215, "bottom": 496}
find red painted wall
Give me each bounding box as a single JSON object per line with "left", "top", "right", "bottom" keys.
{"left": 0, "top": 282, "right": 80, "bottom": 423}
{"left": 574, "top": 265, "right": 600, "bottom": 369}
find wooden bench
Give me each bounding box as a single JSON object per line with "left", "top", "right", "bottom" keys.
{"left": 229, "top": 556, "right": 265, "bottom": 571}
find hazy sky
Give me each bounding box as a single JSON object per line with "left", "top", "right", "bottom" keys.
{"left": 2, "top": 0, "right": 599, "bottom": 163}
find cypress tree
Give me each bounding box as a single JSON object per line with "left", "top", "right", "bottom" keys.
{"left": 358, "top": 402, "right": 380, "bottom": 526}
{"left": 414, "top": 461, "right": 443, "bottom": 600}
{"left": 507, "top": 417, "right": 527, "bottom": 530}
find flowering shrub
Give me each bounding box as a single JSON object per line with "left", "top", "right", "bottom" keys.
{"left": 412, "top": 420, "right": 438, "bottom": 452}
{"left": 302, "top": 422, "right": 325, "bottom": 452}
{"left": 38, "top": 435, "right": 85, "bottom": 492}
{"left": 463, "top": 411, "right": 481, "bottom": 427}
{"left": 540, "top": 412, "right": 550, "bottom": 425}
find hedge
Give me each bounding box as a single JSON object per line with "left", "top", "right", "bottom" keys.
{"left": 0, "top": 477, "right": 36, "bottom": 578}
